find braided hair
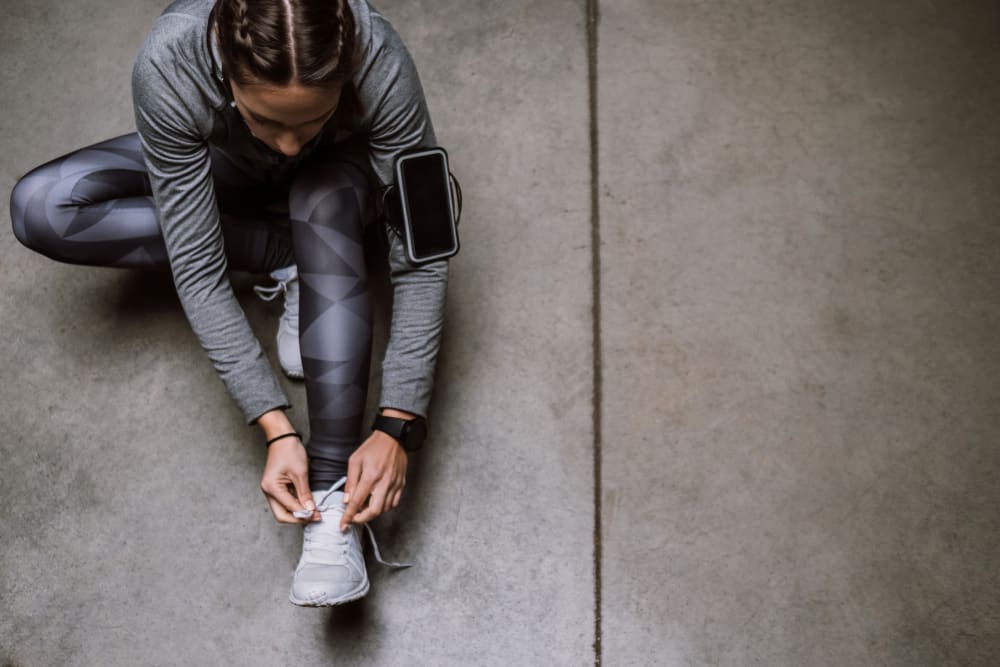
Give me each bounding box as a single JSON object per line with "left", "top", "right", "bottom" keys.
{"left": 210, "top": 0, "right": 356, "bottom": 88}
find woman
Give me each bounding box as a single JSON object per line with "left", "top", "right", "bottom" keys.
{"left": 9, "top": 0, "right": 448, "bottom": 607}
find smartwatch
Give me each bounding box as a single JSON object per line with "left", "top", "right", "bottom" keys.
{"left": 372, "top": 414, "right": 427, "bottom": 452}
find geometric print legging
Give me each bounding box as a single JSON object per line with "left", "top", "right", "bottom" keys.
{"left": 9, "top": 133, "right": 372, "bottom": 488}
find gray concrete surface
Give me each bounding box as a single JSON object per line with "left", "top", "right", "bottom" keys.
{"left": 599, "top": 1, "right": 1000, "bottom": 665}
{"left": 2, "top": 1, "right": 999, "bottom": 666}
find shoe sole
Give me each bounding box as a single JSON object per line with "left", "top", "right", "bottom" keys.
{"left": 288, "top": 576, "right": 370, "bottom": 607}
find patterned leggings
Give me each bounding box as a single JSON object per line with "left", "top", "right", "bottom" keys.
{"left": 9, "top": 133, "right": 374, "bottom": 487}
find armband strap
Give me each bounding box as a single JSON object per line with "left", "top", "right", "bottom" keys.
{"left": 265, "top": 432, "right": 302, "bottom": 447}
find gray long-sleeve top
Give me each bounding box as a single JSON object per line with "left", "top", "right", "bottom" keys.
{"left": 132, "top": 0, "right": 447, "bottom": 423}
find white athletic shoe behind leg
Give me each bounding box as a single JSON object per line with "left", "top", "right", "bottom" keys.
{"left": 253, "top": 265, "right": 302, "bottom": 379}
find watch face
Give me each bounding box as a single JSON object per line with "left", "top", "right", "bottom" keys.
{"left": 410, "top": 419, "right": 427, "bottom": 448}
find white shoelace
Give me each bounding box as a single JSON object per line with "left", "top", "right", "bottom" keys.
{"left": 295, "top": 478, "right": 412, "bottom": 570}
{"left": 253, "top": 271, "right": 298, "bottom": 326}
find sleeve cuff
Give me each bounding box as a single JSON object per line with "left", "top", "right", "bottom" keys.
{"left": 226, "top": 358, "right": 292, "bottom": 425}
{"left": 378, "top": 382, "right": 432, "bottom": 420}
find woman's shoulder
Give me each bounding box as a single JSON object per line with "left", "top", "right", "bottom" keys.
{"left": 136, "top": 0, "right": 214, "bottom": 62}
{"left": 132, "top": 0, "right": 223, "bottom": 135}
{"left": 349, "top": 0, "right": 408, "bottom": 65}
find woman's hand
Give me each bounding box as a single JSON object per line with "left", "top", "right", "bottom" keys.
{"left": 257, "top": 409, "right": 317, "bottom": 524}
{"left": 340, "top": 417, "right": 409, "bottom": 530}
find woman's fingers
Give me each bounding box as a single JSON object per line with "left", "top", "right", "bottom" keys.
{"left": 341, "top": 431, "right": 408, "bottom": 527}
{"left": 354, "top": 474, "right": 408, "bottom": 524}
{"left": 352, "top": 481, "right": 390, "bottom": 525}
{"left": 343, "top": 455, "right": 363, "bottom": 506}
{"left": 262, "top": 480, "right": 307, "bottom": 520}
{"left": 262, "top": 482, "right": 319, "bottom": 524}
{"left": 291, "top": 473, "right": 318, "bottom": 520}
{"left": 266, "top": 495, "right": 302, "bottom": 524}
{"left": 260, "top": 437, "right": 315, "bottom": 524}
{"left": 384, "top": 477, "right": 404, "bottom": 512}
{"left": 341, "top": 475, "right": 375, "bottom": 530}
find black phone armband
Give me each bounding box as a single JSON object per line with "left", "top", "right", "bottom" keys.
{"left": 381, "top": 147, "right": 462, "bottom": 264}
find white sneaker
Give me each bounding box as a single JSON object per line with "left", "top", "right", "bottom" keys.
{"left": 253, "top": 265, "right": 302, "bottom": 379}
{"left": 289, "top": 478, "right": 412, "bottom": 607}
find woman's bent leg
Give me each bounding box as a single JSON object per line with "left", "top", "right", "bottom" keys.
{"left": 10, "top": 135, "right": 168, "bottom": 267}
{"left": 9, "top": 133, "right": 294, "bottom": 272}
{"left": 288, "top": 160, "right": 373, "bottom": 489}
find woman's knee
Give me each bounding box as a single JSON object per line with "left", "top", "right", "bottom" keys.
{"left": 9, "top": 163, "right": 60, "bottom": 254}
{"left": 288, "top": 160, "right": 370, "bottom": 235}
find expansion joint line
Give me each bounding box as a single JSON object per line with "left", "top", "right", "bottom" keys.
{"left": 586, "top": 0, "right": 602, "bottom": 665}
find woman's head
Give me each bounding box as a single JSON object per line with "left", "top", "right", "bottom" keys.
{"left": 211, "top": 0, "right": 356, "bottom": 156}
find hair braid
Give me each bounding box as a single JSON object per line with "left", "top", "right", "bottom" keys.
{"left": 211, "top": 0, "right": 357, "bottom": 88}
{"left": 233, "top": 0, "right": 253, "bottom": 50}
{"left": 330, "top": 0, "right": 347, "bottom": 72}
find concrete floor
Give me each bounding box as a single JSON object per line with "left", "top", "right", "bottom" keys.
{"left": 2, "top": 1, "right": 998, "bottom": 665}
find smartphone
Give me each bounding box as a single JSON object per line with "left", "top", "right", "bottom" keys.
{"left": 394, "top": 147, "right": 460, "bottom": 264}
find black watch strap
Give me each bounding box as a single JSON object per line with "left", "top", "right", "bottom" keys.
{"left": 372, "top": 414, "right": 427, "bottom": 452}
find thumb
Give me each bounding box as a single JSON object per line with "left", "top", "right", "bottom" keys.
{"left": 343, "top": 457, "right": 362, "bottom": 505}
{"left": 292, "top": 475, "right": 315, "bottom": 513}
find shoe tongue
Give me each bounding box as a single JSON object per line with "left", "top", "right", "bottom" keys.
{"left": 312, "top": 478, "right": 347, "bottom": 507}
{"left": 305, "top": 541, "right": 350, "bottom": 565}
{"left": 303, "top": 516, "right": 353, "bottom": 564}
{"left": 314, "top": 489, "right": 345, "bottom": 513}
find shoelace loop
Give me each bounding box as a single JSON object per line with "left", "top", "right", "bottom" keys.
{"left": 253, "top": 270, "right": 299, "bottom": 328}
{"left": 252, "top": 281, "right": 288, "bottom": 302}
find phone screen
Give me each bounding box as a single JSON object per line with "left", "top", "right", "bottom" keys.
{"left": 400, "top": 152, "right": 457, "bottom": 260}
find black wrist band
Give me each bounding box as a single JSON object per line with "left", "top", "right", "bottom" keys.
{"left": 266, "top": 432, "right": 302, "bottom": 447}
